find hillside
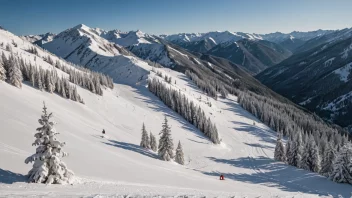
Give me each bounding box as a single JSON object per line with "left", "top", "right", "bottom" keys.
{"left": 279, "top": 37, "right": 305, "bottom": 52}
{"left": 1, "top": 26, "right": 351, "bottom": 197}
{"left": 256, "top": 34, "right": 352, "bottom": 128}
{"left": 164, "top": 35, "right": 291, "bottom": 74}
{"left": 207, "top": 39, "right": 292, "bottom": 74}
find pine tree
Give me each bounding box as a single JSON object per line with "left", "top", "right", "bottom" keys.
{"left": 211, "top": 123, "right": 220, "bottom": 144}
{"left": 140, "top": 123, "right": 150, "bottom": 149}
{"left": 149, "top": 132, "right": 157, "bottom": 152}
{"left": 274, "top": 131, "right": 286, "bottom": 162}
{"left": 329, "top": 144, "right": 352, "bottom": 184}
{"left": 301, "top": 135, "right": 321, "bottom": 172}
{"left": 175, "top": 141, "right": 185, "bottom": 165}
{"left": 0, "top": 52, "right": 6, "bottom": 81}
{"left": 321, "top": 142, "right": 336, "bottom": 176}
{"left": 24, "top": 102, "right": 74, "bottom": 184}
{"left": 8, "top": 54, "right": 23, "bottom": 88}
{"left": 36, "top": 68, "right": 43, "bottom": 91}
{"left": 158, "top": 116, "right": 174, "bottom": 161}
{"left": 286, "top": 136, "right": 293, "bottom": 165}
{"left": 45, "top": 70, "right": 54, "bottom": 93}
{"left": 295, "top": 130, "right": 304, "bottom": 168}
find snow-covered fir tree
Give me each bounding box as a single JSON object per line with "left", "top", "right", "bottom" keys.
{"left": 7, "top": 54, "right": 22, "bottom": 88}
{"left": 329, "top": 144, "right": 352, "bottom": 184}
{"left": 140, "top": 123, "right": 150, "bottom": 149}
{"left": 37, "top": 68, "right": 43, "bottom": 91}
{"left": 294, "top": 130, "right": 304, "bottom": 168}
{"left": 274, "top": 131, "right": 286, "bottom": 162}
{"left": 0, "top": 52, "right": 6, "bottom": 81}
{"left": 25, "top": 103, "right": 74, "bottom": 184}
{"left": 301, "top": 134, "right": 321, "bottom": 172}
{"left": 321, "top": 142, "right": 336, "bottom": 176}
{"left": 286, "top": 135, "right": 294, "bottom": 166}
{"left": 158, "top": 116, "right": 174, "bottom": 161}
{"left": 175, "top": 141, "right": 185, "bottom": 165}
{"left": 150, "top": 132, "right": 158, "bottom": 152}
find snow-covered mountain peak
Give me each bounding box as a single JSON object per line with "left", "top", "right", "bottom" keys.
{"left": 72, "top": 23, "right": 90, "bottom": 31}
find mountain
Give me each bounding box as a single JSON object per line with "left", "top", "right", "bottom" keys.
{"left": 2, "top": 26, "right": 351, "bottom": 197}
{"left": 256, "top": 34, "right": 352, "bottom": 128}
{"left": 21, "top": 32, "right": 56, "bottom": 46}
{"left": 9, "top": 24, "right": 351, "bottom": 196}
{"left": 207, "top": 39, "right": 292, "bottom": 74}
{"left": 278, "top": 36, "right": 305, "bottom": 52}
{"left": 260, "top": 29, "right": 334, "bottom": 43}
{"left": 161, "top": 31, "right": 262, "bottom": 45}
{"left": 294, "top": 28, "right": 352, "bottom": 53}
{"left": 164, "top": 33, "right": 292, "bottom": 74}
{"left": 40, "top": 24, "right": 152, "bottom": 85}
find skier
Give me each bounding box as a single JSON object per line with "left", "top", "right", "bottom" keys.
{"left": 102, "top": 129, "right": 106, "bottom": 137}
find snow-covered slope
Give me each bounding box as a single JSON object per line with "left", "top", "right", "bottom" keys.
{"left": 0, "top": 28, "right": 351, "bottom": 197}
{"left": 256, "top": 34, "right": 352, "bottom": 129}
{"left": 162, "top": 31, "right": 262, "bottom": 45}
{"left": 21, "top": 32, "right": 56, "bottom": 46}
{"left": 41, "top": 24, "right": 151, "bottom": 85}
{"left": 100, "top": 29, "right": 153, "bottom": 47}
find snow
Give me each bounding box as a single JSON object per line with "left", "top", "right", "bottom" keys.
{"left": 299, "top": 97, "right": 314, "bottom": 106}
{"left": 340, "top": 41, "right": 352, "bottom": 59}
{"left": 299, "top": 61, "right": 306, "bottom": 66}
{"left": 1, "top": 28, "right": 351, "bottom": 197}
{"left": 168, "top": 46, "right": 188, "bottom": 58}
{"left": 163, "top": 31, "right": 262, "bottom": 45}
{"left": 1, "top": 68, "right": 351, "bottom": 197}
{"left": 324, "top": 57, "right": 335, "bottom": 67}
{"left": 208, "top": 37, "right": 217, "bottom": 45}
{"left": 333, "top": 62, "right": 352, "bottom": 82}
{"left": 323, "top": 91, "right": 352, "bottom": 112}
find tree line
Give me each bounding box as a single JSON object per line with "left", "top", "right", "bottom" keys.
{"left": 238, "top": 90, "right": 351, "bottom": 184}
{"left": 275, "top": 129, "right": 352, "bottom": 184}
{"left": 148, "top": 78, "right": 220, "bottom": 144}
{"left": 0, "top": 42, "right": 114, "bottom": 102}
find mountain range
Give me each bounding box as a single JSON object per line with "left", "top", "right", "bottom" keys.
{"left": 257, "top": 28, "right": 352, "bottom": 128}
{"left": 0, "top": 22, "right": 352, "bottom": 197}
{"left": 21, "top": 24, "right": 352, "bottom": 130}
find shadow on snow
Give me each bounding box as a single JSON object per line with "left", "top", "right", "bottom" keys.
{"left": 104, "top": 139, "right": 159, "bottom": 159}
{"left": 132, "top": 86, "right": 210, "bottom": 142}
{"left": 0, "top": 169, "right": 26, "bottom": 184}
{"left": 201, "top": 156, "right": 350, "bottom": 197}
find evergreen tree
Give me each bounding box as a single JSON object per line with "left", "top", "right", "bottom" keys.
{"left": 0, "top": 52, "right": 6, "bottom": 81}
{"left": 149, "top": 132, "right": 157, "bottom": 152}
{"left": 45, "top": 70, "right": 54, "bottom": 93}
{"left": 321, "top": 142, "right": 336, "bottom": 176}
{"left": 158, "top": 116, "right": 174, "bottom": 161}
{"left": 274, "top": 131, "right": 286, "bottom": 162}
{"left": 329, "top": 144, "right": 352, "bottom": 184}
{"left": 295, "top": 130, "right": 304, "bottom": 168}
{"left": 8, "top": 54, "right": 23, "bottom": 88}
{"left": 286, "top": 136, "right": 294, "bottom": 166}
{"left": 24, "top": 103, "right": 74, "bottom": 184}
{"left": 175, "top": 141, "right": 185, "bottom": 165}
{"left": 36, "top": 69, "right": 43, "bottom": 91}
{"left": 301, "top": 135, "right": 321, "bottom": 172}
{"left": 140, "top": 123, "right": 150, "bottom": 149}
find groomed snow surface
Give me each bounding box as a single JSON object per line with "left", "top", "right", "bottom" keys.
{"left": 1, "top": 66, "right": 351, "bottom": 197}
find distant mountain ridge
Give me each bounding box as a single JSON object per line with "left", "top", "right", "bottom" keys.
{"left": 256, "top": 28, "right": 352, "bottom": 128}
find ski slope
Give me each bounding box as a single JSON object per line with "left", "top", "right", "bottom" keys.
{"left": 0, "top": 27, "right": 351, "bottom": 197}
{"left": 1, "top": 63, "right": 351, "bottom": 197}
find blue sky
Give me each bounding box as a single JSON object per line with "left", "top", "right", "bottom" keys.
{"left": 1, "top": 0, "right": 351, "bottom": 35}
